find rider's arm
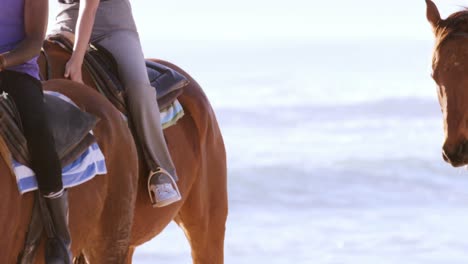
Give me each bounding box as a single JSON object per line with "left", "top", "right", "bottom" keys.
{"left": 64, "top": 0, "right": 99, "bottom": 81}
{"left": 0, "top": 0, "right": 48, "bottom": 71}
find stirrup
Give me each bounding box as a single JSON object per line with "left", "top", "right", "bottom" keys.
{"left": 147, "top": 168, "right": 181, "bottom": 208}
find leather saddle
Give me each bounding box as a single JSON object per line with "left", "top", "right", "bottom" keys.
{"left": 0, "top": 92, "right": 98, "bottom": 168}
{"left": 42, "top": 34, "right": 190, "bottom": 116}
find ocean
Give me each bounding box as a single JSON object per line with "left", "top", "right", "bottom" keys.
{"left": 130, "top": 38, "right": 468, "bottom": 263}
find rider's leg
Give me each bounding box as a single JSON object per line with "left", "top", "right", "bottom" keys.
{"left": 1, "top": 70, "right": 72, "bottom": 263}
{"left": 94, "top": 30, "right": 181, "bottom": 207}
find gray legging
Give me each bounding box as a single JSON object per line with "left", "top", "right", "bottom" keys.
{"left": 53, "top": 0, "right": 177, "bottom": 178}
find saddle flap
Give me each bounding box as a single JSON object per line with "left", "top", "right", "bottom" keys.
{"left": 44, "top": 93, "right": 99, "bottom": 159}
{"left": 89, "top": 40, "right": 189, "bottom": 110}
{"left": 146, "top": 60, "right": 189, "bottom": 100}
{"left": 0, "top": 92, "right": 99, "bottom": 167}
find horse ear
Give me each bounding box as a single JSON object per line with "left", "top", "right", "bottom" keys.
{"left": 426, "top": 0, "right": 441, "bottom": 29}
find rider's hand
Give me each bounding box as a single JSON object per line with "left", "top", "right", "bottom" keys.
{"left": 64, "top": 54, "right": 84, "bottom": 84}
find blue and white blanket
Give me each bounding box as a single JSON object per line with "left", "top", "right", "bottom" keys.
{"left": 14, "top": 91, "right": 184, "bottom": 194}
{"left": 15, "top": 143, "right": 107, "bottom": 194}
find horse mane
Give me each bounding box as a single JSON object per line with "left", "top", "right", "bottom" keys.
{"left": 433, "top": 8, "right": 468, "bottom": 67}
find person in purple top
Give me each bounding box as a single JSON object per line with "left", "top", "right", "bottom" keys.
{"left": 1, "top": 0, "right": 72, "bottom": 263}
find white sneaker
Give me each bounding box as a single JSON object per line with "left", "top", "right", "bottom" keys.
{"left": 148, "top": 168, "right": 181, "bottom": 207}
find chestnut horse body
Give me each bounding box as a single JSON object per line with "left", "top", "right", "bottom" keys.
{"left": 0, "top": 79, "right": 139, "bottom": 263}
{"left": 38, "top": 40, "right": 228, "bottom": 263}
{"left": 426, "top": 0, "right": 468, "bottom": 167}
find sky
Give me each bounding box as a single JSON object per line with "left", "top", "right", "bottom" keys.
{"left": 47, "top": 0, "right": 468, "bottom": 43}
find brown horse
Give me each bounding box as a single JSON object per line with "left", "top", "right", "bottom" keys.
{"left": 0, "top": 79, "right": 139, "bottom": 263}
{"left": 426, "top": 0, "right": 468, "bottom": 167}
{"left": 39, "top": 37, "right": 228, "bottom": 263}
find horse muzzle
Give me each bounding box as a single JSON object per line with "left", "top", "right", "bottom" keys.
{"left": 442, "top": 140, "right": 468, "bottom": 167}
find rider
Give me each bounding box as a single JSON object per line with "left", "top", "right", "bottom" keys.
{"left": 0, "top": 0, "right": 72, "bottom": 262}
{"left": 52, "top": 0, "right": 181, "bottom": 207}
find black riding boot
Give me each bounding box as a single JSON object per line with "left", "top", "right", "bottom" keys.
{"left": 17, "top": 192, "right": 44, "bottom": 264}
{"left": 42, "top": 191, "right": 72, "bottom": 264}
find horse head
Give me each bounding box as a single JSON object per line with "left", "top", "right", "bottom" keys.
{"left": 426, "top": 0, "right": 468, "bottom": 167}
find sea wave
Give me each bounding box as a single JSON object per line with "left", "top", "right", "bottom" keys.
{"left": 215, "top": 97, "right": 441, "bottom": 125}
{"left": 227, "top": 156, "right": 468, "bottom": 210}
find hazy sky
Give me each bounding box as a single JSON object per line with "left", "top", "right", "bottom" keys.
{"left": 47, "top": 0, "right": 468, "bottom": 42}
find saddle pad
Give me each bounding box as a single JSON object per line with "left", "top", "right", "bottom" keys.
{"left": 161, "top": 100, "right": 184, "bottom": 129}
{"left": 14, "top": 143, "right": 106, "bottom": 194}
